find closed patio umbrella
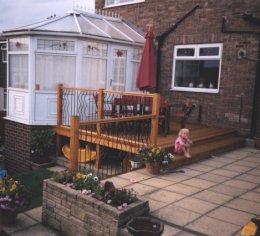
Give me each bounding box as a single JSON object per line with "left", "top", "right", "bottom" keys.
{"left": 136, "top": 26, "right": 156, "bottom": 91}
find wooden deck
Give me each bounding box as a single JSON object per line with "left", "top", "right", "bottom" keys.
{"left": 159, "top": 121, "right": 245, "bottom": 168}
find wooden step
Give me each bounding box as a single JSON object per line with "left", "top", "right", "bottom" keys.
{"left": 169, "top": 135, "right": 245, "bottom": 169}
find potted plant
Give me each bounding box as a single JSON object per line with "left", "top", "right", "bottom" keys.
{"left": 30, "top": 128, "right": 55, "bottom": 169}
{"left": 136, "top": 145, "right": 174, "bottom": 174}
{"left": 0, "top": 176, "right": 31, "bottom": 225}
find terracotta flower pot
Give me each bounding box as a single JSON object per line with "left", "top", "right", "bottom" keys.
{"left": 145, "top": 162, "right": 161, "bottom": 174}
{"left": 0, "top": 209, "right": 18, "bottom": 225}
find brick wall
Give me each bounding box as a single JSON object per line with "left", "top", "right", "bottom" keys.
{"left": 96, "top": 0, "right": 260, "bottom": 136}
{"left": 4, "top": 120, "right": 31, "bottom": 173}
{"left": 42, "top": 179, "right": 149, "bottom": 236}
{"left": 4, "top": 120, "right": 54, "bottom": 174}
{"left": 0, "top": 111, "right": 6, "bottom": 144}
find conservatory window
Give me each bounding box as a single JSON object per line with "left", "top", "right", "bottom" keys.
{"left": 9, "top": 54, "right": 28, "bottom": 89}
{"left": 35, "top": 54, "right": 76, "bottom": 90}
{"left": 82, "top": 41, "right": 108, "bottom": 89}
{"left": 172, "top": 43, "right": 222, "bottom": 93}
{"left": 105, "top": 0, "right": 145, "bottom": 7}
{"left": 37, "top": 39, "right": 75, "bottom": 52}
{"left": 9, "top": 37, "right": 29, "bottom": 51}
{"left": 1, "top": 44, "right": 7, "bottom": 63}
{"left": 130, "top": 47, "right": 143, "bottom": 91}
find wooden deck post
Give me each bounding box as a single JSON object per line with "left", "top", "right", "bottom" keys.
{"left": 150, "top": 93, "right": 160, "bottom": 145}
{"left": 95, "top": 88, "right": 104, "bottom": 169}
{"left": 69, "top": 116, "right": 80, "bottom": 172}
{"left": 56, "top": 83, "right": 63, "bottom": 157}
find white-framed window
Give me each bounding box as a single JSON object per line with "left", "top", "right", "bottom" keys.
{"left": 105, "top": 0, "right": 145, "bottom": 8}
{"left": 37, "top": 39, "right": 75, "bottom": 52}
{"left": 1, "top": 44, "right": 7, "bottom": 63}
{"left": 129, "top": 47, "right": 143, "bottom": 91}
{"left": 172, "top": 43, "right": 222, "bottom": 93}
{"left": 82, "top": 40, "right": 108, "bottom": 89}
{"left": 9, "top": 54, "right": 29, "bottom": 89}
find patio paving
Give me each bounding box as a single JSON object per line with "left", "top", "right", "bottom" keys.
{"left": 0, "top": 147, "right": 259, "bottom": 236}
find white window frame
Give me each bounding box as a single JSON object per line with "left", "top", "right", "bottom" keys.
{"left": 105, "top": 0, "right": 145, "bottom": 8}
{"left": 1, "top": 44, "right": 7, "bottom": 63}
{"left": 171, "top": 43, "right": 222, "bottom": 94}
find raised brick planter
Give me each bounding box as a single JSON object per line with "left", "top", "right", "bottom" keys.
{"left": 42, "top": 179, "right": 150, "bottom": 236}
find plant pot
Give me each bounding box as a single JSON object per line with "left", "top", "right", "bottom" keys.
{"left": 30, "top": 158, "right": 55, "bottom": 170}
{"left": 130, "top": 160, "right": 142, "bottom": 170}
{"left": 126, "top": 216, "right": 164, "bottom": 236}
{"left": 254, "top": 137, "right": 260, "bottom": 149}
{"left": 0, "top": 209, "right": 18, "bottom": 226}
{"left": 145, "top": 162, "right": 160, "bottom": 174}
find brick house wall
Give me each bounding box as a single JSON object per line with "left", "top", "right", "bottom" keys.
{"left": 96, "top": 0, "right": 260, "bottom": 136}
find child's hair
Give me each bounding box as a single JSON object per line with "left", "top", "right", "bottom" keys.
{"left": 178, "top": 128, "right": 190, "bottom": 136}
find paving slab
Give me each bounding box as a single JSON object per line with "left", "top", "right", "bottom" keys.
{"left": 145, "top": 189, "right": 185, "bottom": 204}
{"left": 222, "top": 163, "right": 253, "bottom": 173}
{"left": 141, "top": 177, "right": 174, "bottom": 188}
{"left": 185, "top": 163, "right": 215, "bottom": 172}
{"left": 152, "top": 205, "right": 201, "bottom": 226}
{"left": 186, "top": 216, "right": 240, "bottom": 236}
{"left": 200, "top": 159, "right": 227, "bottom": 168}
{"left": 181, "top": 178, "right": 217, "bottom": 189}
{"left": 225, "top": 198, "right": 260, "bottom": 215}
{"left": 165, "top": 183, "right": 202, "bottom": 196}
{"left": 196, "top": 172, "right": 230, "bottom": 183}
{"left": 222, "top": 179, "right": 257, "bottom": 190}
{"left": 10, "top": 224, "right": 61, "bottom": 236}
{"left": 210, "top": 168, "right": 240, "bottom": 178}
{"left": 236, "top": 173, "right": 260, "bottom": 184}
{"left": 157, "top": 172, "right": 191, "bottom": 182}
{"left": 207, "top": 206, "right": 255, "bottom": 226}
{"left": 173, "top": 197, "right": 218, "bottom": 214}
{"left": 192, "top": 189, "right": 233, "bottom": 205}
{"left": 128, "top": 182, "right": 157, "bottom": 196}
{"left": 234, "top": 160, "right": 259, "bottom": 168}
{"left": 209, "top": 184, "right": 248, "bottom": 197}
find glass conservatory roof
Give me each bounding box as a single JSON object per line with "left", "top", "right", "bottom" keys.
{"left": 3, "top": 11, "right": 145, "bottom": 45}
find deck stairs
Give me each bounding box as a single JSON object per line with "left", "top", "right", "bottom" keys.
{"left": 158, "top": 123, "right": 245, "bottom": 169}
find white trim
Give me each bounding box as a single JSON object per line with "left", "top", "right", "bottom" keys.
{"left": 105, "top": 0, "right": 145, "bottom": 8}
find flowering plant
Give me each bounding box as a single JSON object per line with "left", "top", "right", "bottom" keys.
{"left": 136, "top": 145, "right": 174, "bottom": 170}
{"left": 0, "top": 177, "right": 30, "bottom": 213}
{"left": 53, "top": 170, "right": 137, "bottom": 209}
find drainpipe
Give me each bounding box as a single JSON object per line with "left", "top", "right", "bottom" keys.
{"left": 222, "top": 16, "right": 260, "bottom": 138}
{"left": 155, "top": 5, "right": 200, "bottom": 93}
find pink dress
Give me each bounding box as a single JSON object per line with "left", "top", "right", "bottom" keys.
{"left": 174, "top": 136, "right": 187, "bottom": 154}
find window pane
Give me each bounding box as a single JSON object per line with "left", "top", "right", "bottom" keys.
{"left": 174, "top": 60, "right": 220, "bottom": 89}
{"left": 37, "top": 39, "right": 75, "bottom": 52}
{"left": 199, "top": 47, "right": 219, "bottom": 56}
{"left": 9, "top": 55, "right": 28, "bottom": 89}
{"left": 83, "top": 41, "right": 108, "bottom": 57}
{"left": 177, "top": 48, "right": 194, "bottom": 56}
{"left": 9, "top": 38, "right": 29, "bottom": 51}
{"left": 82, "top": 57, "right": 107, "bottom": 88}
{"left": 36, "top": 54, "right": 75, "bottom": 90}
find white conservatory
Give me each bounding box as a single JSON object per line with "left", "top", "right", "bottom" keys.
{"left": 3, "top": 11, "right": 145, "bottom": 125}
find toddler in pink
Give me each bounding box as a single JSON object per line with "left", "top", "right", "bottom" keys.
{"left": 175, "top": 128, "right": 193, "bottom": 158}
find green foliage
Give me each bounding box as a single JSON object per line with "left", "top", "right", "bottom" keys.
{"left": 14, "top": 169, "right": 52, "bottom": 209}
{"left": 30, "top": 128, "right": 55, "bottom": 158}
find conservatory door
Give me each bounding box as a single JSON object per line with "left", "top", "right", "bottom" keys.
{"left": 108, "top": 46, "right": 129, "bottom": 91}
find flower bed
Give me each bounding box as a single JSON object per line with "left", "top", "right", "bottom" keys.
{"left": 42, "top": 173, "right": 149, "bottom": 235}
